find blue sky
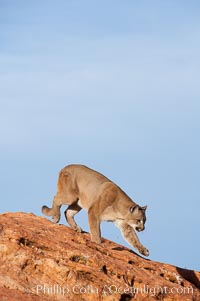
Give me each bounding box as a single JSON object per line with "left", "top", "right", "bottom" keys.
{"left": 1, "top": 0, "right": 200, "bottom": 271}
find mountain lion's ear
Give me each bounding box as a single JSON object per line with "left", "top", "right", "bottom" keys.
{"left": 129, "top": 205, "right": 138, "bottom": 213}
{"left": 141, "top": 205, "right": 147, "bottom": 211}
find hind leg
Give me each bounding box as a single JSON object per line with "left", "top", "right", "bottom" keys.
{"left": 64, "top": 202, "right": 83, "bottom": 232}
{"left": 42, "top": 195, "right": 63, "bottom": 223}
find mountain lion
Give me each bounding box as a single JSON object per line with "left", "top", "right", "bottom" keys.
{"left": 42, "top": 164, "right": 149, "bottom": 256}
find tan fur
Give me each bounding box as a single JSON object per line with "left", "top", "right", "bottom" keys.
{"left": 42, "top": 164, "right": 149, "bottom": 256}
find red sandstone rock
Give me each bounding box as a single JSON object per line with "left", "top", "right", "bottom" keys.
{"left": 0, "top": 212, "right": 199, "bottom": 300}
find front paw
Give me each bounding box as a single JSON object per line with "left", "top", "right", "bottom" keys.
{"left": 139, "top": 246, "right": 149, "bottom": 257}
{"left": 91, "top": 236, "right": 102, "bottom": 245}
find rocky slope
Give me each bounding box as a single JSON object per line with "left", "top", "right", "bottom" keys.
{"left": 0, "top": 212, "right": 199, "bottom": 301}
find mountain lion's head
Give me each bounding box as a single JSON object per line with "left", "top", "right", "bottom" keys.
{"left": 126, "top": 205, "right": 147, "bottom": 232}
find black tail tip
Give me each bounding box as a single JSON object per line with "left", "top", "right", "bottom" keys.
{"left": 42, "top": 205, "right": 51, "bottom": 215}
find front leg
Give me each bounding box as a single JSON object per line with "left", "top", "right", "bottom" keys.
{"left": 115, "top": 220, "right": 149, "bottom": 256}
{"left": 88, "top": 205, "right": 101, "bottom": 244}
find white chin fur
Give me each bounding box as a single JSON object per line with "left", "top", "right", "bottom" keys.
{"left": 128, "top": 223, "right": 137, "bottom": 230}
